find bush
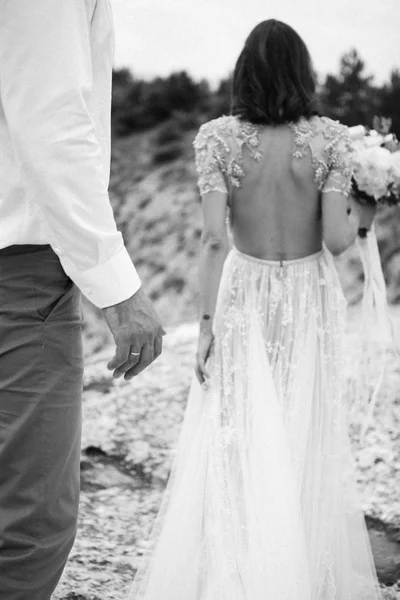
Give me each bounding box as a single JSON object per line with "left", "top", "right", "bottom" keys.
{"left": 111, "top": 55, "right": 400, "bottom": 139}
{"left": 152, "top": 142, "right": 183, "bottom": 165}
{"left": 171, "top": 110, "right": 202, "bottom": 131}
{"left": 111, "top": 69, "right": 211, "bottom": 137}
{"left": 155, "top": 111, "right": 203, "bottom": 146}
{"left": 155, "top": 120, "right": 184, "bottom": 145}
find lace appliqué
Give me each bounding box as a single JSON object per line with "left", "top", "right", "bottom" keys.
{"left": 193, "top": 120, "right": 230, "bottom": 196}
{"left": 194, "top": 114, "right": 354, "bottom": 199}
{"left": 289, "top": 116, "right": 354, "bottom": 197}
{"left": 193, "top": 116, "right": 263, "bottom": 197}
{"left": 229, "top": 119, "right": 264, "bottom": 188}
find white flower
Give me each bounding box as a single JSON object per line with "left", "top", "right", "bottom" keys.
{"left": 350, "top": 120, "right": 400, "bottom": 203}
{"left": 364, "top": 131, "right": 385, "bottom": 148}
{"left": 390, "top": 151, "right": 400, "bottom": 180}
{"left": 367, "top": 147, "right": 392, "bottom": 171}
{"left": 358, "top": 178, "right": 387, "bottom": 200}
{"left": 348, "top": 125, "right": 366, "bottom": 141}
{"left": 352, "top": 139, "right": 366, "bottom": 153}
{"left": 353, "top": 147, "right": 393, "bottom": 200}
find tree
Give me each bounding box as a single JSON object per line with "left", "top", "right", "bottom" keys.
{"left": 207, "top": 76, "right": 232, "bottom": 119}
{"left": 111, "top": 70, "right": 212, "bottom": 136}
{"left": 110, "top": 52, "right": 400, "bottom": 139}
{"left": 320, "top": 49, "right": 380, "bottom": 126}
{"left": 379, "top": 70, "right": 400, "bottom": 137}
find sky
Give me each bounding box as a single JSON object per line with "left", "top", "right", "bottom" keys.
{"left": 111, "top": 0, "right": 400, "bottom": 87}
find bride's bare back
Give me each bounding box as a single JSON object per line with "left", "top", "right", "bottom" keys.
{"left": 194, "top": 115, "right": 354, "bottom": 260}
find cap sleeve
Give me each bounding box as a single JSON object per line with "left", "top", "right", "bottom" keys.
{"left": 322, "top": 124, "right": 354, "bottom": 197}
{"left": 193, "top": 120, "right": 229, "bottom": 196}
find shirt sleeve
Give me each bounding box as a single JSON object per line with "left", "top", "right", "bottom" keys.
{"left": 193, "top": 121, "right": 229, "bottom": 196}
{"left": 322, "top": 124, "right": 355, "bottom": 197}
{"left": 0, "top": 0, "right": 141, "bottom": 308}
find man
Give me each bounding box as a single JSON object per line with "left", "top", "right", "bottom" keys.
{"left": 0, "top": 1, "right": 164, "bottom": 598}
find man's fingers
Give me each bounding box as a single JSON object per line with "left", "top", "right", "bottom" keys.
{"left": 107, "top": 341, "right": 130, "bottom": 371}
{"left": 125, "top": 343, "right": 155, "bottom": 380}
{"left": 154, "top": 336, "right": 162, "bottom": 359}
{"left": 116, "top": 336, "right": 162, "bottom": 380}
{"left": 113, "top": 348, "right": 141, "bottom": 378}
{"left": 102, "top": 289, "right": 164, "bottom": 378}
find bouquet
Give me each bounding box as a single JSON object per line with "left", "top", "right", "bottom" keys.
{"left": 348, "top": 117, "right": 400, "bottom": 234}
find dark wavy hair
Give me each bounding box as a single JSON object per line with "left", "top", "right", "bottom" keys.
{"left": 231, "top": 19, "right": 320, "bottom": 125}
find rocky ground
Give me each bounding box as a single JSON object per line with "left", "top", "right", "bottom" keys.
{"left": 52, "top": 308, "right": 400, "bottom": 600}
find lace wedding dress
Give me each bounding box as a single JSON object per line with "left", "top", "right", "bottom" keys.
{"left": 128, "top": 116, "right": 383, "bottom": 599}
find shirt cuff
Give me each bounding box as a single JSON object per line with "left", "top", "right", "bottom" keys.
{"left": 65, "top": 245, "right": 142, "bottom": 308}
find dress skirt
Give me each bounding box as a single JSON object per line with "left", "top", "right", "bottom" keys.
{"left": 128, "top": 246, "right": 382, "bottom": 600}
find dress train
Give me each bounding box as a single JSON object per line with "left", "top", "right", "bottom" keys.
{"left": 128, "top": 245, "right": 382, "bottom": 600}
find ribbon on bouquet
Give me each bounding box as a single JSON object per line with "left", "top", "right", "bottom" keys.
{"left": 355, "top": 224, "right": 398, "bottom": 443}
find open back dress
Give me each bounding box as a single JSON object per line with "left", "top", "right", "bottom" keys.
{"left": 128, "top": 115, "right": 382, "bottom": 600}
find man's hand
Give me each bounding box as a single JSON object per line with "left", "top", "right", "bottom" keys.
{"left": 101, "top": 288, "right": 165, "bottom": 380}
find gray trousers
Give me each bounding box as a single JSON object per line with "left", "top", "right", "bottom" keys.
{"left": 0, "top": 244, "right": 84, "bottom": 599}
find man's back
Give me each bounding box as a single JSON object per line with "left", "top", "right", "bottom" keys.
{"left": 0, "top": 0, "right": 141, "bottom": 306}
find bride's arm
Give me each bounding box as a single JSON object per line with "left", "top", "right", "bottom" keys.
{"left": 196, "top": 192, "right": 229, "bottom": 384}
{"left": 321, "top": 125, "right": 362, "bottom": 255}
{"left": 192, "top": 120, "right": 231, "bottom": 384}
{"left": 322, "top": 190, "right": 377, "bottom": 255}
{"left": 199, "top": 193, "right": 230, "bottom": 320}
{"left": 322, "top": 192, "right": 361, "bottom": 255}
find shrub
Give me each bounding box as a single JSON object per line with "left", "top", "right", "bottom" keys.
{"left": 171, "top": 110, "right": 202, "bottom": 131}
{"left": 155, "top": 120, "right": 184, "bottom": 145}
{"left": 153, "top": 142, "right": 183, "bottom": 165}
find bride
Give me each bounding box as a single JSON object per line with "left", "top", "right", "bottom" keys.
{"left": 128, "top": 19, "right": 382, "bottom": 599}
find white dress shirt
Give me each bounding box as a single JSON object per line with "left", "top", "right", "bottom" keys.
{"left": 0, "top": 0, "right": 141, "bottom": 308}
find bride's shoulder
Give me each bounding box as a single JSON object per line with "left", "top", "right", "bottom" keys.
{"left": 312, "top": 115, "right": 350, "bottom": 140}
{"left": 193, "top": 115, "right": 238, "bottom": 147}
